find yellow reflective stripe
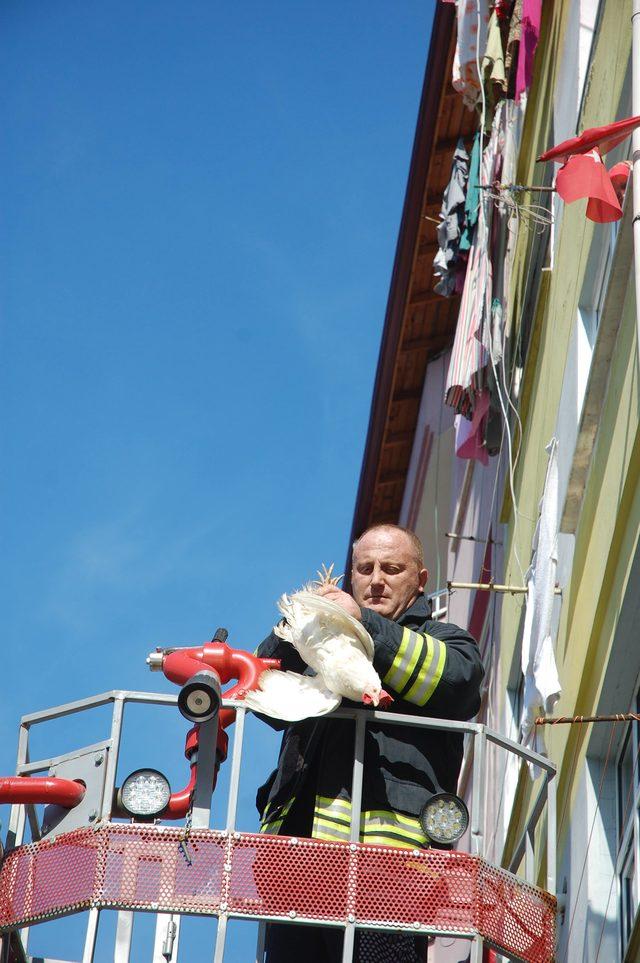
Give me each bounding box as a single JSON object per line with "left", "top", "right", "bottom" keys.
{"left": 404, "top": 635, "right": 447, "bottom": 706}
{"left": 313, "top": 795, "right": 352, "bottom": 841}
{"left": 315, "top": 795, "right": 351, "bottom": 817}
{"left": 260, "top": 797, "right": 294, "bottom": 834}
{"left": 361, "top": 833, "right": 416, "bottom": 850}
{"left": 312, "top": 794, "right": 429, "bottom": 848}
{"left": 260, "top": 818, "right": 284, "bottom": 834}
{"left": 313, "top": 817, "right": 351, "bottom": 841}
{"left": 383, "top": 627, "right": 422, "bottom": 692}
{"left": 314, "top": 827, "right": 349, "bottom": 842}
{"left": 364, "top": 809, "right": 422, "bottom": 830}
{"left": 362, "top": 812, "right": 425, "bottom": 848}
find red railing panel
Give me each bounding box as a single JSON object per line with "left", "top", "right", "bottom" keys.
{"left": 0, "top": 824, "right": 556, "bottom": 962}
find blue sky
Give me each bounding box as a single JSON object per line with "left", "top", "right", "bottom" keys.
{"left": 0, "top": 2, "right": 434, "bottom": 958}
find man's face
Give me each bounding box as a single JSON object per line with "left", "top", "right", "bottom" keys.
{"left": 351, "top": 529, "right": 428, "bottom": 621}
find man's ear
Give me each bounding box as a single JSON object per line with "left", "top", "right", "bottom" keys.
{"left": 418, "top": 568, "right": 429, "bottom": 592}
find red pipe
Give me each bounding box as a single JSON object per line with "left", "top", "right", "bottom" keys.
{"left": 162, "top": 641, "right": 280, "bottom": 729}
{"left": 163, "top": 722, "right": 230, "bottom": 819}
{"left": 0, "top": 777, "right": 86, "bottom": 808}
{"left": 164, "top": 763, "right": 197, "bottom": 818}
{"left": 159, "top": 639, "right": 278, "bottom": 817}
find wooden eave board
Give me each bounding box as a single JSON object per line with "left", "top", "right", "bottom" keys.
{"left": 349, "top": 7, "right": 476, "bottom": 546}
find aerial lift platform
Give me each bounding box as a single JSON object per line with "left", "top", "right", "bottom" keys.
{"left": 0, "top": 631, "right": 557, "bottom": 963}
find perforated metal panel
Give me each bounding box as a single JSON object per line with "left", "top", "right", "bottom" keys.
{"left": 0, "top": 824, "right": 556, "bottom": 962}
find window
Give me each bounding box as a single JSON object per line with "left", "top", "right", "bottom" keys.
{"left": 616, "top": 696, "right": 640, "bottom": 956}
{"left": 575, "top": 61, "right": 631, "bottom": 407}
{"left": 578, "top": 222, "right": 617, "bottom": 350}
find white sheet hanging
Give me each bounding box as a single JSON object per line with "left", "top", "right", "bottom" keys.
{"left": 520, "top": 437, "right": 562, "bottom": 776}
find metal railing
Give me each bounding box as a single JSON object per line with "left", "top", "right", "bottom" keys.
{"left": 1, "top": 689, "right": 557, "bottom": 963}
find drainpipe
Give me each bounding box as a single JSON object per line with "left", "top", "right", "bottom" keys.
{"left": 634, "top": 0, "right": 640, "bottom": 361}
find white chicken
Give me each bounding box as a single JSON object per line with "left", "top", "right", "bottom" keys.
{"left": 242, "top": 565, "right": 392, "bottom": 722}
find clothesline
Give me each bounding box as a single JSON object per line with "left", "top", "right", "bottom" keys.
{"left": 478, "top": 183, "right": 556, "bottom": 192}
{"left": 535, "top": 713, "right": 640, "bottom": 726}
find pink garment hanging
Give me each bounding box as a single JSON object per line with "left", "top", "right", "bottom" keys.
{"left": 455, "top": 390, "right": 490, "bottom": 465}
{"left": 515, "top": 0, "right": 542, "bottom": 101}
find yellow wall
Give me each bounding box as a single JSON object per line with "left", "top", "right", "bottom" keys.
{"left": 496, "top": 0, "right": 636, "bottom": 865}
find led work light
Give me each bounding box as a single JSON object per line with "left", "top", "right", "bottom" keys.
{"left": 119, "top": 769, "right": 171, "bottom": 819}
{"left": 178, "top": 670, "right": 222, "bottom": 723}
{"left": 419, "top": 792, "right": 469, "bottom": 845}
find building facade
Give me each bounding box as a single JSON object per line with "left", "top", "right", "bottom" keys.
{"left": 350, "top": 1, "right": 639, "bottom": 959}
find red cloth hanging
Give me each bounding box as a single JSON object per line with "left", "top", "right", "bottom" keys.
{"left": 538, "top": 114, "right": 640, "bottom": 163}
{"left": 609, "top": 160, "right": 632, "bottom": 204}
{"left": 555, "top": 149, "right": 622, "bottom": 223}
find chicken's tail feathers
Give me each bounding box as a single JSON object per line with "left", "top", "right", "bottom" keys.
{"left": 241, "top": 670, "right": 341, "bottom": 721}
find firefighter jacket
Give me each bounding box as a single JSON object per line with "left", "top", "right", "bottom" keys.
{"left": 255, "top": 593, "right": 484, "bottom": 849}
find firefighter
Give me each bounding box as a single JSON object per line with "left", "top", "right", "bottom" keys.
{"left": 255, "top": 523, "right": 484, "bottom": 963}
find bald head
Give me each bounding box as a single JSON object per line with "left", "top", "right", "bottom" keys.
{"left": 351, "top": 525, "right": 428, "bottom": 621}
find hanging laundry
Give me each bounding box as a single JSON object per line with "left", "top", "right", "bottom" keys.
{"left": 494, "top": 0, "right": 512, "bottom": 21}
{"left": 452, "top": 0, "right": 491, "bottom": 109}
{"left": 555, "top": 149, "right": 622, "bottom": 223}
{"left": 446, "top": 106, "right": 505, "bottom": 417}
{"left": 505, "top": 0, "right": 523, "bottom": 95}
{"left": 434, "top": 139, "right": 470, "bottom": 297}
{"left": 515, "top": 0, "right": 542, "bottom": 102}
{"left": 520, "top": 438, "right": 562, "bottom": 778}
{"left": 482, "top": 11, "right": 507, "bottom": 95}
{"left": 454, "top": 389, "right": 490, "bottom": 465}
{"left": 459, "top": 132, "right": 482, "bottom": 254}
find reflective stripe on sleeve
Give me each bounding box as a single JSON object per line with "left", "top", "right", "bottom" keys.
{"left": 382, "top": 627, "right": 422, "bottom": 693}
{"left": 383, "top": 628, "right": 447, "bottom": 706}
{"left": 404, "top": 635, "right": 447, "bottom": 706}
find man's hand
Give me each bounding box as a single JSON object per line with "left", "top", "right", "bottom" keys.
{"left": 316, "top": 584, "right": 362, "bottom": 621}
